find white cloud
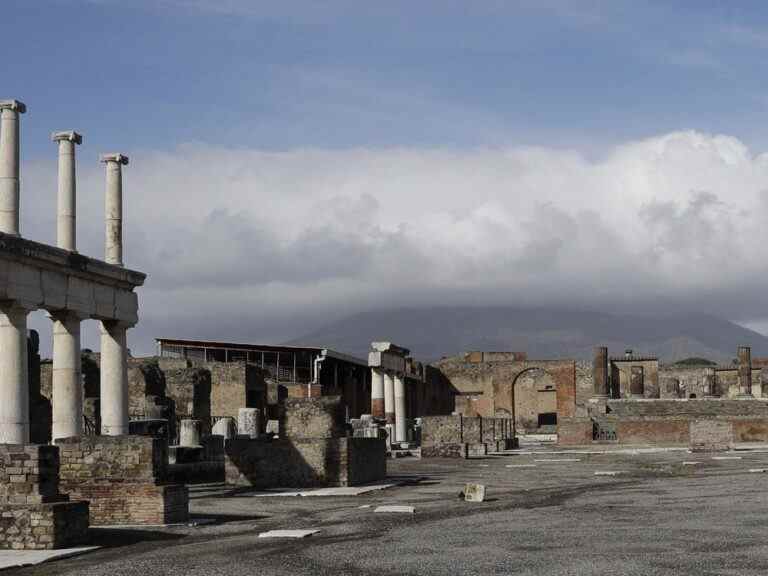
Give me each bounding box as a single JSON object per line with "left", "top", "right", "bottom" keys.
{"left": 19, "top": 130, "right": 768, "bottom": 355}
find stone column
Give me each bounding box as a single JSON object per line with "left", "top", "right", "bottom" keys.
{"left": 100, "top": 153, "right": 128, "bottom": 266}
{"left": 0, "top": 303, "right": 30, "bottom": 443}
{"left": 51, "top": 312, "right": 83, "bottom": 440}
{"left": 371, "top": 368, "right": 385, "bottom": 419}
{"left": 100, "top": 320, "right": 128, "bottom": 435}
{"left": 394, "top": 373, "right": 406, "bottom": 443}
{"left": 593, "top": 346, "right": 609, "bottom": 397}
{"left": 738, "top": 346, "right": 753, "bottom": 397}
{"left": 0, "top": 100, "right": 25, "bottom": 236}
{"left": 52, "top": 131, "right": 82, "bottom": 251}
{"left": 383, "top": 371, "right": 395, "bottom": 425}
{"left": 630, "top": 366, "right": 644, "bottom": 398}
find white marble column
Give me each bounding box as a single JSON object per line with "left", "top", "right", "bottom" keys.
{"left": 51, "top": 312, "right": 82, "bottom": 440}
{"left": 52, "top": 131, "right": 82, "bottom": 251}
{"left": 100, "top": 153, "right": 128, "bottom": 266}
{"left": 0, "top": 303, "right": 29, "bottom": 443}
{"left": 394, "top": 372, "right": 406, "bottom": 443}
{"left": 100, "top": 320, "right": 128, "bottom": 435}
{"left": 371, "top": 368, "right": 385, "bottom": 419}
{"left": 384, "top": 371, "right": 395, "bottom": 425}
{"left": 0, "top": 100, "right": 26, "bottom": 236}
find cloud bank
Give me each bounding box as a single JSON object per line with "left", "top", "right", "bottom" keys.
{"left": 21, "top": 131, "right": 768, "bottom": 355}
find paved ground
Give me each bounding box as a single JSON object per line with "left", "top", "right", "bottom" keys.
{"left": 10, "top": 444, "right": 768, "bottom": 575}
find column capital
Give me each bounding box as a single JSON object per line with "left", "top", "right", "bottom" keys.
{"left": 0, "top": 100, "right": 26, "bottom": 113}
{"left": 100, "top": 153, "right": 129, "bottom": 165}
{"left": 52, "top": 130, "right": 82, "bottom": 145}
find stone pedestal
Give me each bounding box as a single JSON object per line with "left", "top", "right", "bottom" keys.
{"left": 57, "top": 436, "right": 188, "bottom": 526}
{"left": 0, "top": 444, "right": 89, "bottom": 550}
{"left": 179, "top": 418, "right": 201, "bottom": 447}
{"left": 212, "top": 416, "right": 237, "bottom": 440}
{"left": 238, "top": 408, "right": 261, "bottom": 438}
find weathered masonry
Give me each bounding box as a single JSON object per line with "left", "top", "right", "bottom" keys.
{"left": 156, "top": 339, "right": 372, "bottom": 417}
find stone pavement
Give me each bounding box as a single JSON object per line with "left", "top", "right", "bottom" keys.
{"left": 12, "top": 445, "right": 768, "bottom": 575}
{"left": 0, "top": 547, "right": 99, "bottom": 571}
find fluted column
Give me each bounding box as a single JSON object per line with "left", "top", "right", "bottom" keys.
{"left": 0, "top": 303, "right": 30, "bottom": 443}
{"left": 371, "top": 368, "right": 385, "bottom": 419}
{"left": 0, "top": 100, "right": 26, "bottom": 236}
{"left": 100, "top": 153, "right": 128, "bottom": 266}
{"left": 100, "top": 320, "right": 128, "bottom": 435}
{"left": 51, "top": 312, "right": 83, "bottom": 440}
{"left": 394, "top": 372, "right": 406, "bottom": 443}
{"left": 52, "top": 131, "right": 82, "bottom": 251}
{"left": 383, "top": 371, "right": 395, "bottom": 425}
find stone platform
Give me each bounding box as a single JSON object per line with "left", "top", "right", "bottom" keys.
{"left": 0, "top": 445, "right": 89, "bottom": 550}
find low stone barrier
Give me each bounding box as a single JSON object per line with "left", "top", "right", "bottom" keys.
{"left": 0, "top": 445, "right": 89, "bottom": 550}
{"left": 421, "top": 415, "right": 516, "bottom": 458}
{"left": 56, "top": 436, "right": 188, "bottom": 526}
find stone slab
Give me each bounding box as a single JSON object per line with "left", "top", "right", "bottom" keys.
{"left": 0, "top": 546, "right": 100, "bottom": 570}
{"left": 252, "top": 483, "right": 398, "bottom": 497}
{"left": 258, "top": 530, "right": 319, "bottom": 539}
{"left": 374, "top": 505, "right": 414, "bottom": 514}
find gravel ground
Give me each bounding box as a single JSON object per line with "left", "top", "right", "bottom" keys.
{"left": 11, "top": 446, "right": 768, "bottom": 576}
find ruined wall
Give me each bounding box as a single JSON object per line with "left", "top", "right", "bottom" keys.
{"left": 420, "top": 414, "right": 515, "bottom": 457}
{"left": 208, "top": 361, "right": 267, "bottom": 418}
{"left": 283, "top": 397, "right": 347, "bottom": 439}
{"left": 433, "top": 356, "right": 577, "bottom": 431}
{"left": 164, "top": 365, "right": 211, "bottom": 421}
{"left": 611, "top": 358, "right": 659, "bottom": 398}
{"left": 57, "top": 436, "right": 188, "bottom": 525}
{"left": 224, "top": 437, "right": 385, "bottom": 488}
{"left": 0, "top": 445, "right": 89, "bottom": 550}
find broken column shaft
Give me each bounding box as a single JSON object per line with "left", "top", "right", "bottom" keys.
{"left": 52, "top": 131, "right": 82, "bottom": 251}
{"left": 0, "top": 100, "right": 26, "bottom": 236}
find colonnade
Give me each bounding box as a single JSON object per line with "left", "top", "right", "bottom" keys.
{"left": 370, "top": 367, "right": 407, "bottom": 443}
{"left": 0, "top": 99, "right": 135, "bottom": 444}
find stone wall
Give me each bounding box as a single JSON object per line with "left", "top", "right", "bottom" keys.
{"left": 224, "top": 437, "right": 386, "bottom": 488}
{"left": 56, "top": 436, "right": 188, "bottom": 526}
{"left": 433, "top": 356, "right": 577, "bottom": 432}
{"left": 421, "top": 415, "right": 515, "bottom": 458}
{"left": 611, "top": 358, "right": 659, "bottom": 398}
{"left": 0, "top": 445, "right": 89, "bottom": 550}
{"left": 283, "top": 397, "right": 347, "bottom": 439}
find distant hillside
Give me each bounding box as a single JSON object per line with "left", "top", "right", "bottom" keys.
{"left": 286, "top": 307, "right": 768, "bottom": 364}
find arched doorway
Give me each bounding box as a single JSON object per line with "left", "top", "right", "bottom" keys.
{"left": 512, "top": 368, "right": 558, "bottom": 434}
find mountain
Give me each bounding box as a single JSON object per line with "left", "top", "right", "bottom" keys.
{"left": 285, "top": 307, "right": 768, "bottom": 364}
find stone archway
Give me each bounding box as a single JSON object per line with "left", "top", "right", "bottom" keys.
{"left": 511, "top": 368, "right": 558, "bottom": 434}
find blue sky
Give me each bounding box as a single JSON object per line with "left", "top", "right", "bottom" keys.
{"left": 8, "top": 1, "right": 768, "bottom": 155}
{"left": 12, "top": 1, "right": 768, "bottom": 355}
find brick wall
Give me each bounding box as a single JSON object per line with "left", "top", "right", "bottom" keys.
{"left": 557, "top": 418, "right": 593, "bottom": 446}
{"left": 56, "top": 436, "right": 188, "bottom": 526}
{"left": 0, "top": 445, "right": 89, "bottom": 550}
